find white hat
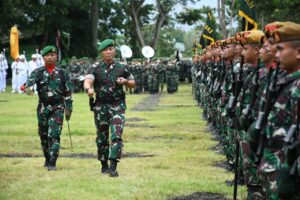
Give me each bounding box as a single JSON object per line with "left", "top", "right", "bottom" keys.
{"left": 19, "top": 55, "right": 25, "bottom": 59}
{"left": 31, "top": 54, "right": 37, "bottom": 58}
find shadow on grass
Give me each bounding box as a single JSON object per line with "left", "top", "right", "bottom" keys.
{"left": 167, "top": 192, "right": 228, "bottom": 200}
{"left": 0, "top": 152, "right": 155, "bottom": 159}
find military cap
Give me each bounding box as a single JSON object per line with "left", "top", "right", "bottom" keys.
{"left": 98, "top": 39, "right": 115, "bottom": 51}
{"left": 235, "top": 30, "right": 264, "bottom": 46}
{"left": 264, "top": 21, "right": 300, "bottom": 43}
{"left": 42, "top": 45, "right": 57, "bottom": 56}
{"left": 225, "top": 37, "right": 239, "bottom": 45}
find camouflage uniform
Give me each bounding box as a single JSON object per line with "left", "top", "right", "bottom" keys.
{"left": 257, "top": 71, "right": 300, "bottom": 199}
{"left": 26, "top": 65, "right": 73, "bottom": 166}
{"left": 86, "top": 61, "right": 134, "bottom": 161}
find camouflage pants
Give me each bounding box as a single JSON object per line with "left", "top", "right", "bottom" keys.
{"left": 258, "top": 149, "right": 285, "bottom": 200}
{"left": 240, "top": 138, "right": 264, "bottom": 199}
{"left": 37, "top": 103, "right": 64, "bottom": 161}
{"left": 94, "top": 101, "right": 126, "bottom": 161}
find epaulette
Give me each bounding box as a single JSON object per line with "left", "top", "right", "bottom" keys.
{"left": 92, "top": 62, "right": 99, "bottom": 68}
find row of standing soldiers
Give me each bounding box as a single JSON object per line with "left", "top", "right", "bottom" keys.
{"left": 192, "top": 21, "right": 300, "bottom": 200}
{"left": 127, "top": 60, "right": 180, "bottom": 94}
{"left": 64, "top": 57, "right": 180, "bottom": 94}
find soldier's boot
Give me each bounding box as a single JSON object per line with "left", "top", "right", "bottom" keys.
{"left": 47, "top": 157, "right": 57, "bottom": 171}
{"left": 109, "top": 159, "right": 119, "bottom": 177}
{"left": 101, "top": 161, "right": 109, "bottom": 174}
{"left": 43, "top": 150, "right": 49, "bottom": 167}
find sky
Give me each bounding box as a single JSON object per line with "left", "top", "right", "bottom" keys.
{"left": 145, "top": 0, "right": 218, "bottom": 31}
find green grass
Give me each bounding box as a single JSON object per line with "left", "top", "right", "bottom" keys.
{"left": 0, "top": 84, "right": 246, "bottom": 200}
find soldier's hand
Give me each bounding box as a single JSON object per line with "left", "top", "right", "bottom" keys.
{"left": 116, "top": 77, "right": 128, "bottom": 85}
{"left": 65, "top": 109, "right": 72, "bottom": 121}
{"left": 86, "top": 88, "right": 94, "bottom": 97}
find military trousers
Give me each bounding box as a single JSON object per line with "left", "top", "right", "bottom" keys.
{"left": 37, "top": 103, "right": 64, "bottom": 161}
{"left": 94, "top": 101, "right": 126, "bottom": 162}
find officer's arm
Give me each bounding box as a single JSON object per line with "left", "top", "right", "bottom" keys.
{"left": 84, "top": 74, "right": 94, "bottom": 97}
{"left": 125, "top": 79, "right": 136, "bottom": 89}
{"left": 21, "top": 69, "right": 38, "bottom": 95}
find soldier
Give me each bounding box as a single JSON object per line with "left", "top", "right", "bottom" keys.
{"left": 21, "top": 45, "right": 73, "bottom": 171}
{"left": 252, "top": 22, "right": 300, "bottom": 200}
{"left": 84, "top": 39, "right": 136, "bottom": 177}
{"left": 157, "top": 60, "right": 166, "bottom": 92}
{"left": 232, "top": 30, "right": 266, "bottom": 199}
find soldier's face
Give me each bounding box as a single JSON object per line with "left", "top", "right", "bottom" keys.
{"left": 43, "top": 53, "right": 57, "bottom": 65}
{"left": 101, "top": 46, "right": 115, "bottom": 63}
{"left": 276, "top": 42, "right": 300, "bottom": 73}
{"left": 224, "top": 44, "right": 235, "bottom": 58}
{"left": 260, "top": 40, "right": 273, "bottom": 64}
{"left": 235, "top": 45, "right": 243, "bottom": 56}
{"left": 242, "top": 44, "right": 259, "bottom": 65}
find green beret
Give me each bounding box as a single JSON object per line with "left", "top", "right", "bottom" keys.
{"left": 42, "top": 45, "right": 57, "bottom": 56}
{"left": 98, "top": 39, "right": 115, "bottom": 52}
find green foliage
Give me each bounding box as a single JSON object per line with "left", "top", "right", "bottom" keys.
{"left": 254, "top": 0, "right": 300, "bottom": 24}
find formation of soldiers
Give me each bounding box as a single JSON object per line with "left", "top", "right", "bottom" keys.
{"left": 65, "top": 57, "right": 91, "bottom": 93}
{"left": 126, "top": 59, "right": 180, "bottom": 94}
{"left": 64, "top": 58, "right": 181, "bottom": 94}
{"left": 192, "top": 22, "right": 300, "bottom": 199}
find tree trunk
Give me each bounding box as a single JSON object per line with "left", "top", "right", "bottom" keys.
{"left": 217, "top": 0, "right": 227, "bottom": 38}
{"left": 91, "top": 0, "right": 99, "bottom": 59}
{"left": 151, "top": 0, "right": 167, "bottom": 50}
{"left": 131, "top": 1, "right": 145, "bottom": 47}
{"left": 228, "top": 0, "right": 235, "bottom": 37}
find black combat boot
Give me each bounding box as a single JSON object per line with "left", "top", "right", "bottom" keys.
{"left": 44, "top": 158, "right": 49, "bottom": 167}
{"left": 43, "top": 151, "right": 49, "bottom": 168}
{"left": 109, "top": 160, "right": 119, "bottom": 177}
{"left": 47, "top": 157, "right": 57, "bottom": 171}
{"left": 101, "top": 161, "right": 109, "bottom": 174}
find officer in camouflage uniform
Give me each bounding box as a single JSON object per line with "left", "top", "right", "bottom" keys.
{"left": 21, "top": 45, "right": 73, "bottom": 171}
{"left": 157, "top": 60, "right": 166, "bottom": 92}
{"left": 166, "top": 60, "right": 179, "bottom": 93}
{"left": 84, "top": 39, "right": 136, "bottom": 177}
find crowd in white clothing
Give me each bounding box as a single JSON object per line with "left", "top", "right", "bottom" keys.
{"left": 10, "top": 53, "right": 44, "bottom": 94}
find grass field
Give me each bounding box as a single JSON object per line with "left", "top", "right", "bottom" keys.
{"left": 0, "top": 83, "right": 246, "bottom": 200}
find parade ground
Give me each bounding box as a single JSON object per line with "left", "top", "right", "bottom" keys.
{"left": 0, "top": 83, "right": 246, "bottom": 200}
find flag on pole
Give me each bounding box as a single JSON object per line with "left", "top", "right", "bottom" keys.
{"left": 10, "top": 26, "right": 19, "bottom": 60}
{"left": 199, "top": 12, "right": 215, "bottom": 49}
{"left": 56, "top": 29, "right": 62, "bottom": 61}
{"left": 238, "top": 0, "right": 258, "bottom": 31}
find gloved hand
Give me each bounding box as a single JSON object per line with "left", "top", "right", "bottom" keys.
{"left": 65, "top": 109, "right": 72, "bottom": 121}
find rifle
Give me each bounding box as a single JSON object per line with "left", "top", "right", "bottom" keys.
{"left": 215, "top": 59, "right": 225, "bottom": 98}
{"left": 233, "top": 137, "right": 240, "bottom": 200}
{"left": 227, "top": 56, "right": 244, "bottom": 118}
{"left": 241, "top": 59, "right": 261, "bottom": 130}
{"left": 232, "top": 59, "right": 245, "bottom": 200}
{"left": 284, "top": 97, "right": 300, "bottom": 175}
{"left": 255, "top": 61, "right": 280, "bottom": 163}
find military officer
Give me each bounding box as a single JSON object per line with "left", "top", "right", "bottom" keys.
{"left": 21, "top": 45, "right": 73, "bottom": 171}
{"left": 84, "top": 39, "right": 136, "bottom": 177}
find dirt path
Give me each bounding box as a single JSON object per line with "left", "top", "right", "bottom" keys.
{"left": 131, "top": 93, "right": 162, "bottom": 111}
